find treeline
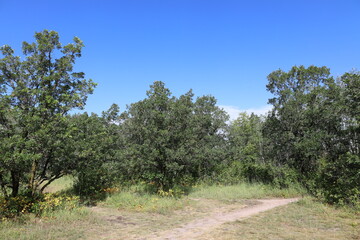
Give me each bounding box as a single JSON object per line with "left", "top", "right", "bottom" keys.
{"left": 0, "top": 31, "right": 359, "bottom": 208}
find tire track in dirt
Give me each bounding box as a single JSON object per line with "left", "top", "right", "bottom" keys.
{"left": 146, "top": 198, "right": 299, "bottom": 240}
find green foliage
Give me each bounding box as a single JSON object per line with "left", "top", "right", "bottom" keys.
{"left": 31, "top": 193, "right": 80, "bottom": 217}
{"left": 189, "top": 183, "right": 304, "bottom": 201}
{"left": 73, "top": 165, "right": 117, "bottom": 203}
{"left": 318, "top": 153, "right": 360, "bottom": 207}
{"left": 214, "top": 161, "right": 299, "bottom": 188}
{"left": 264, "top": 65, "right": 337, "bottom": 175}
{"left": 118, "top": 81, "right": 228, "bottom": 191}
{"left": 264, "top": 65, "right": 360, "bottom": 207}
{"left": 0, "top": 195, "right": 34, "bottom": 219}
{"left": 0, "top": 30, "right": 96, "bottom": 197}
{"left": 69, "top": 110, "right": 120, "bottom": 203}
{"left": 228, "top": 112, "right": 264, "bottom": 163}
{"left": 0, "top": 193, "right": 80, "bottom": 220}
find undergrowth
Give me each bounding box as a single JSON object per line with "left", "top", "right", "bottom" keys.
{"left": 102, "top": 185, "right": 190, "bottom": 214}
{"left": 189, "top": 182, "right": 305, "bottom": 201}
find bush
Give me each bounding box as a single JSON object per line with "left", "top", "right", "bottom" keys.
{"left": 31, "top": 193, "right": 80, "bottom": 217}
{"left": 318, "top": 153, "right": 360, "bottom": 207}
{"left": 0, "top": 196, "right": 34, "bottom": 219}
{"left": 214, "top": 161, "right": 299, "bottom": 188}
{"left": 73, "top": 165, "right": 117, "bottom": 204}
{"left": 0, "top": 193, "right": 80, "bottom": 220}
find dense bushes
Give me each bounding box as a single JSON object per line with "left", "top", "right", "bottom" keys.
{"left": 118, "top": 81, "right": 228, "bottom": 192}
{"left": 318, "top": 153, "right": 360, "bottom": 207}
{"left": 263, "top": 66, "right": 360, "bottom": 207}
{"left": 214, "top": 161, "right": 298, "bottom": 188}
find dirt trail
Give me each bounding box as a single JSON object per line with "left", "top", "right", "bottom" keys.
{"left": 146, "top": 198, "right": 299, "bottom": 240}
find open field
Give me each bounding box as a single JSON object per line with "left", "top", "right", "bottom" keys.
{"left": 1, "top": 182, "right": 358, "bottom": 240}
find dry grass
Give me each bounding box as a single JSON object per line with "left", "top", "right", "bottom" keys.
{"left": 198, "top": 197, "right": 360, "bottom": 240}
{"left": 0, "top": 207, "right": 102, "bottom": 240}
{"left": 86, "top": 198, "right": 237, "bottom": 240}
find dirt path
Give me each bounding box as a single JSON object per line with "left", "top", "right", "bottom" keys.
{"left": 146, "top": 198, "right": 299, "bottom": 240}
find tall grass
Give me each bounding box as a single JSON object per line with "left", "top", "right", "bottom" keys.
{"left": 102, "top": 182, "right": 305, "bottom": 214}
{"left": 103, "top": 188, "right": 190, "bottom": 214}
{"left": 189, "top": 182, "right": 305, "bottom": 201}
{"left": 0, "top": 207, "right": 99, "bottom": 240}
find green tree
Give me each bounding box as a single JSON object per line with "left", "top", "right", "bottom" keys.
{"left": 0, "top": 30, "right": 96, "bottom": 197}
{"left": 264, "top": 65, "right": 338, "bottom": 177}
{"left": 318, "top": 72, "right": 360, "bottom": 206}
{"left": 264, "top": 65, "right": 359, "bottom": 205}
{"left": 228, "top": 112, "right": 264, "bottom": 163}
{"left": 119, "top": 81, "right": 228, "bottom": 191}
{"left": 70, "top": 107, "right": 120, "bottom": 202}
{"left": 340, "top": 72, "right": 360, "bottom": 155}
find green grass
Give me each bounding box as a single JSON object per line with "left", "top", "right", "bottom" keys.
{"left": 101, "top": 182, "right": 303, "bottom": 214}
{"left": 42, "top": 175, "right": 75, "bottom": 193}
{"left": 199, "top": 197, "right": 360, "bottom": 240}
{"left": 103, "top": 188, "right": 191, "bottom": 214}
{"left": 189, "top": 183, "right": 305, "bottom": 201}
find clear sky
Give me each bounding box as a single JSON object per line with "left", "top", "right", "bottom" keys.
{"left": 1, "top": 0, "right": 359, "bottom": 120}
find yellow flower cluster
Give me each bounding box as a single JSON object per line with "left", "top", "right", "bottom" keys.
{"left": 157, "top": 188, "right": 184, "bottom": 198}
{"left": 102, "top": 187, "right": 120, "bottom": 194}
{"left": 0, "top": 193, "right": 81, "bottom": 220}
{"left": 33, "top": 193, "right": 80, "bottom": 216}
{"left": 0, "top": 195, "right": 33, "bottom": 219}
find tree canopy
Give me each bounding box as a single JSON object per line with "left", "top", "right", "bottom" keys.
{"left": 0, "top": 30, "right": 96, "bottom": 197}
{"left": 118, "top": 81, "right": 228, "bottom": 191}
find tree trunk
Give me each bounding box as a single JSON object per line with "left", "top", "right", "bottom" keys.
{"left": 28, "top": 160, "right": 38, "bottom": 196}
{"left": 0, "top": 174, "right": 9, "bottom": 199}
{"left": 11, "top": 171, "right": 20, "bottom": 197}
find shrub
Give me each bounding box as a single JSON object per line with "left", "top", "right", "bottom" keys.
{"left": 0, "top": 196, "right": 34, "bottom": 219}
{"left": 318, "top": 153, "right": 360, "bottom": 207}
{"left": 73, "top": 165, "right": 117, "bottom": 204}
{"left": 31, "top": 193, "right": 80, "bottom": 217}
{"left": 0, "top": 193, "right": 80, "bottom": 220}
{"left": 214, "top": 161, "right": 299, "bottom": 188}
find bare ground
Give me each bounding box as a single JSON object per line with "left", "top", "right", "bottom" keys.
{"left": 88, "top": 198, "right": 299, "bottom": 240}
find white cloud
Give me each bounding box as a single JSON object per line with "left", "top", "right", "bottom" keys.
{"left": 219, "top": 105, "right": 272, "bottom": 121}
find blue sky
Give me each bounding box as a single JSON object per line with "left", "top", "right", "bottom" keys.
{"left": 1, "top": 0, "right": 359, "bottom": 120}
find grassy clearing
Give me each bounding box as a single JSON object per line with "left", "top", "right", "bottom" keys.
{"left": 0, "top": 207, "right": 102, "bottom": 240}
{"left": 189, "top": 183, "right": 305, "bottom": 202}
{"left": 42, "top": 175, "right": 75, "bottom": 193}
{"left": 101, "top": 181, "right": 302, "bottom": 214}
{"left": 200, "top": 197, "right": 360, "bottom": 240}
